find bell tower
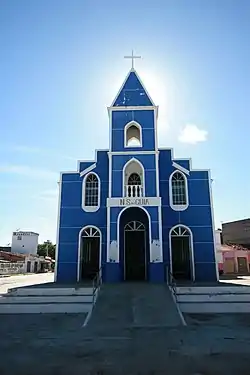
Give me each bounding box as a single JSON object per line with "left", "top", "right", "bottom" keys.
{"left": 108, "top": 52, "right": 158, "bottom": 153}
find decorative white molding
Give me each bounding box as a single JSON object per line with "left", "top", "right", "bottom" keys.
{"left": 122, "top": 157, "right": 145, "bottom": 197}
{"left": 77, "top": 226, "right": 102, "bottom": 282}
{"left": 169, "top": 170, "right": 189, "bottom": 211}
{"left": 54, "top": 176, "right": 62, "bottom": 282}
{"left": 80, "top": 163, "right": 96, "bottom": 177}
{"left": 109, "top": 150, "right": 159, "bottom": 155}
{"left": 169, "top": 225, "right": 195, "bottom": 281}
{"left": 82, "top": 172, "right": 101, "bottom": 212}
{"left": 106, "top": 206, "right": 110, "bottom": 262}
{"left": 151, "top": 240, "right": 162, "bottom": 263}
{"left": 208, "top": 169, "right": 219, "bottom": 281}
{"left": 124, "top": 121, "right": 143, "bottom": 148}
{"left": 117, "top": 206, "right": 152, "bottom": 264}
{"left": 109, "top": 240, "right": 118, "bottom": 263}
{"left": 158, "top": 205, "right": 163, "bottom": 262}
{"left": 77, "top": 149, "right": 109, "bottom": 173}
{"left": 172, "top": 162, "right": 190, "bottom": 176}
{"left": 107, "top": 197, "right": 161, "bottom": 207}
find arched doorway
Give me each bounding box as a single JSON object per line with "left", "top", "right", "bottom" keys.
{"left": 79, "top": 226, "right": 101, "bottom": 281}
{"left": 119, "top": 207, "right": 150, "bottom": 281}
{"left": 170, "top": 226, "right": 193, "bottom": 281}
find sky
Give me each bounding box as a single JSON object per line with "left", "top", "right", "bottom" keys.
{"left": 0, "top": 0, "right": 250, "bottom": 245}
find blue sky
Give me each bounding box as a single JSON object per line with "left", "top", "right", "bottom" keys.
{"left": 0, "top": 0, "right": 250, "bottom": 244}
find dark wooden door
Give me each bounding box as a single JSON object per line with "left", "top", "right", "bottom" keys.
{"left": 172, "top": 237, "right": 191, "bottom": 280}
{"left": 125, "top": 230, "right": 146, "bottom": 281}
{"left": 81, "top": 237, "right": 100, "bottom": 280}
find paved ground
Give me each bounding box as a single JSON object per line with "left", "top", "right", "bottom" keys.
{"left": 220, "top": 275, "right": 250, "bottom": 286}
{"left": 0, "top": 278, "right": 250, "bottom": 374}
{"left": 0, "top": 273, "right": 54, "bottom": 295}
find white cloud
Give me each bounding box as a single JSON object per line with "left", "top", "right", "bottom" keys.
{"left": 0, "top": 164, "right": 58, "bottom": 180}
{"left": 178, "top": 124, "right": 208, "bottom": 144}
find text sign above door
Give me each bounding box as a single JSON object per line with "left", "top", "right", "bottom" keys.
{"left": 107, "top": 197, "right": 161, "bottom": 207}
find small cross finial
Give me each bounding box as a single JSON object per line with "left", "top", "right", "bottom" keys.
{"left": 124, "top": 50, "right": 141, "bottom": 69}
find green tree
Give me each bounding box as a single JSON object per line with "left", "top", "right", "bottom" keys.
{"left": 37, "top": 241, "right": 56, "bottom": 259}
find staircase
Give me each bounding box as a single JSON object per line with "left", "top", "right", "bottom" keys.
{"left": 0, "top": 285, "right": 97, "bottom": 314}
{"left": 176, "top": 285, "right": 250, "bottom": 313}
{"left": 85, "top": 283, "right": 184, "bottom": 334}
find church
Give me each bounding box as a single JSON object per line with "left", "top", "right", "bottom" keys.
{"left": 55, "top": 55, "right": 218, "bottom": 284}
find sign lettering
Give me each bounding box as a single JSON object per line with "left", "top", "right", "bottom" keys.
{"left": 119, "top": 198, "right": 150, "bottom": 206}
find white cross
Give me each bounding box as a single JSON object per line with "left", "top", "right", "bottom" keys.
{"left": 124, "top": 50, "right": 141, "bottom": 69}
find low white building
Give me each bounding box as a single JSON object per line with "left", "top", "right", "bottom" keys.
{"left": 11, "top": 231, "right": 39, "bottom": 255}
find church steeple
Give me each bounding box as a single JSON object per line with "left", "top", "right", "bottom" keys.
{"left": 111, "top": 51, "right": 155, "bottom": 108}
{"left": 111, "top": 69, "right": 155, "bottom": 107}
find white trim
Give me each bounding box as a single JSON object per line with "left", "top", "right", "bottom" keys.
{"left": 77, "top": 149, "right": 109, "bottom": 173}
{"left": 77, "top": 225, "right": 102, "bottom": 282}
{"left": 109, "top": 150, "right": 159, "bottom": 155}
{"left": 124, "top": 121, "right": 142, "bottom": 148}
{"left": 208, "top": 169, "right": 219, "bottom": 281}
{"left": 122, "top": 157, "right": 145, "bottom": 197}
{"left": 110, "top": 68, "right": 156, "bottom": 107}
{"left": 54, "top": 176, "right": 62, "bottom": 282}
{"left": 169, "top": 170, "right": 189, "bottom": 211}
{"left": 82, "top": 172, "right": 101, "bottom": 212}
{"left": 169, "top": 224, "right": 195, "bottom": 281}
{"left": 158, "top": 205, "right": 163, "bottom": 262}
{"left": 172, "top": 162, "right": 189, "bottom": 176}
{"left": 108, "top": 153, "right": 112, "bottom": 198}
{"left": 80, "top": 163, "right": 96, "bottom": 177}
{"left": 107, "top": 197, "right": 161, "bottom": 207}
{"left": 117, "top": 206, "right": 152, "bottom": 263}
{"left": 155, "top": 151, "right": 160, "bottom": 197}
{"left": 108, "top": 106, "right": 158, "bottom": 112}
{"left": 106, "top": 207, "right": 110, "bottom": 262}
{"left": 154, "top": 106, "right": 159, "bottom": 151}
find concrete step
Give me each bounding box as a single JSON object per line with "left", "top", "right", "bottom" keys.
{"left": 8, "top": 287, "right": 93, "bottom": 296}
{"left": 0, "top": 295, "right": 94, "bottom": 304}
{"left": 177, "top": 293, "right": 250, "bottom": 303}
{"left": 180, "top": 301, "right": 250, "bottom": 313}
{"left": 176, "top": 286, "right": 250, "bottom": 294}
{"left": 0, "top": 302, "right": 92, "bottom": 314}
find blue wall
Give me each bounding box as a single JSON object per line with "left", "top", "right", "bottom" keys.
{"left": 111, "top": 110, "right": 156, "bottom": 152}
{"left": 112, "top": 154, "right": 157, "bottom": 197}
{"left": 57, "top": 150, "right": 109, "bottom": 283}
{"left": 159, "top": 149, "right": 216, "bottom": 281}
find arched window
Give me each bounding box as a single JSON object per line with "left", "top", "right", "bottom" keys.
{"left": 82, "top": 173, "right": 100, "bottom": 212}
{"left": 124, "top": 121, "right": 142, "bottom": 147}
{"left": 123, "top": 158, "right": 144, "bottom": 197}
{"left": 170, "top": 171, "right": 188, "bottom": 210}
{"left": 128, "top": 173, "right": 141, "bottom": 186}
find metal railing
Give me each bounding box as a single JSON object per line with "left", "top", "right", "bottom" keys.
{"left": 166, "top": 265, "right": 177, "bottom": 301}
{"left": 92, "top": 267, "right": 102, "bottom": 308}
{"left": 125, "top": 185, "right": 143, "bottom": 198}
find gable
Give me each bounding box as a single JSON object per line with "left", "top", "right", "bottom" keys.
{"left": 112, "top": 70, "right": 154, "bottom": 107}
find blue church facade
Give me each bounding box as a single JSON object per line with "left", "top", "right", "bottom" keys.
{"left": 55, "top": 67, "right": 218, "bottom": 284}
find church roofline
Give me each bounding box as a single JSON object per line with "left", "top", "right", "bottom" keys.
{"left": 110, "top": 68, "right": 156, "bottom": 108}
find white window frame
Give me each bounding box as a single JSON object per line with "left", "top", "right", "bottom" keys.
{"left": 122, "top": 158, "right": 145, "bottom": 197}
{"left": 82, "top": 172, "right": 101, "bottom": 212}
{"left": 169, "top": 170, "right": 189, "bottom": 211}
{"left": 124, "top": 121, "right": 143, "bottom": 148}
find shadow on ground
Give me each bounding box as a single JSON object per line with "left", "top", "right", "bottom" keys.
{"left": 0, "top": 313, "right": 250, "bottom": 375}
